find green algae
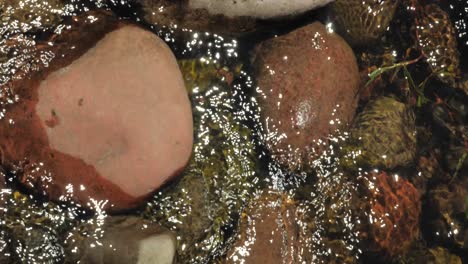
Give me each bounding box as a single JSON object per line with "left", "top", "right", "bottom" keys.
{"left": 341, "top": 97, "right": 416, "bottom": 170}
{"left": 143, "top": 59, "right": 259, "bottom": 263}
{"left": 0, "top": 0, "right": 66, "bottom": 33}
{"left": 0, "top": 190, "right": 78, "bottom": 263}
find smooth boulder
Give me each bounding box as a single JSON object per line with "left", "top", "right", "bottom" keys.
{"left": 255, "top": 22, "right": 360, "bottom": 171}
{"left": 0, "top": 12, "right": 193, "bottom": 211}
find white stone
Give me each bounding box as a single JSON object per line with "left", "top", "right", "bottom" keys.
{"left": 189, "top": 0, "right": 334, "bottom": 19}
{"left": 137, "top": 234, "right": 176, "bottom": 264}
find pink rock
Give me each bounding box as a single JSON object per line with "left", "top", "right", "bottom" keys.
{"left": 0, "top": 13, "right": 193, "bottom": 212}
{"left": 36, "top": 25, "right": 192, "bottom": 207}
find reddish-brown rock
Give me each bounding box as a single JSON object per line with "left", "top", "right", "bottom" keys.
{"left": 254, "top": 22, "right": 360, "bottom": 171}
{"left": 0, "top": 12, "right": 193, "bottom": 212}
{"left": 225, "top": 191, "right": 300, "bottom": 264}
{"left": 360, "top": 171, "right": 421, "bottom": 256}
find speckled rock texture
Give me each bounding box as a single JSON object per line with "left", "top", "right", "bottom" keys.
{"left": 416, "top": 3, "right": 461, "bottom": 87}
{"left": 255, "top": 22, "right": 360, "bottom": 171}
{"left": 360, "top": 171, "right": 421, "bottom": 256}
{"left": 330, "top": 0, "right": 399, "bottom": 46}
{"left": 189, "top": 0, "right": 334, "bottom": 19}
{"left": 347, "top": 97, "right": 416, "bottom": 169}
{"left": 0, "top": 11, "right": 193, "bottom": 212}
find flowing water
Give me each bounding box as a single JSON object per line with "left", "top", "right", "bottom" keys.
{"left": 0, "top": 0, "right": 467, "bottom": 263}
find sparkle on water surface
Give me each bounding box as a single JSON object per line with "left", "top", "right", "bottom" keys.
{"left": 1, "top": 0, "right": 467, "bottom": 263}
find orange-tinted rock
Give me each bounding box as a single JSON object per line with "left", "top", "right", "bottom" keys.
{"left": 0, "top": 12, "right": 193, "bottom": 212}
{"left": 360, "top": 171, "right": 421, "bottom": 256}
{"left": 225, "top": 191, "right": 299, "bottom": 264}
{"left": 255, "top": 22, "right": 360, "bottom": 171}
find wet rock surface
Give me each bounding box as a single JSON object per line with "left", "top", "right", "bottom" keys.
{"left": 136, "top": 0, "right": 259, "bottom": 36}
{"left": 345, "top": 97, "right": 416, "bottom": 169}
{"left": 427, "top": 247, "right": 463, "bottom": 264}
{"left": 0, "top": 168, "right": 7, "bottom": 218}
{"left": 396, "top": 243, "right": 462, "bottom": 264}
{"left": 67, "top": 216, "right": 176, "bottom": 264}
{"left": 0, "top": 11, "right": 193, "bottom": 211}
{"left": 424, "top": 176, "right": 468, "bottom": 250}
{"left": 143, "top": 59, "right": 259, "bottom": 263}
{"left": 0, "top": 191, "right": 78, "bottom": 263}
{"left": 416, "top": 3, "right": 461, "bottom": 87}
{"left": 0, "top": 0, "right": 467, "bottom": 263}
{"left": 188, "top": 0, "right": 334, "bottom": 19}
{"left": 440, "top": 0, "right": 468, "bottom": 71}
{"left": 330, "top": 0, "right": 399, "bottom": 46}
{"left": 358, "top": 171, "right": 421, "bottom": 257}
{"left": 294, "top": 168, "right": 361, "bottom": 264}
{"left": 255, "top": 22, "right": 360, "bottom": 171}
{"left": 225, "top": 191, "right": 299, "bottom": 264}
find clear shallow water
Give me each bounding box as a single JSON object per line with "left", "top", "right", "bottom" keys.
{"left": 0, "top": 0, "right": 467, "bottom": 263}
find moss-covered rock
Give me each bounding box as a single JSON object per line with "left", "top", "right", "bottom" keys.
{"left": 330, "top": 0, "right": 399, "bottom": 46}
{"left": 342, "top": 97, "right": 416, "bottom": 170}
{"left": 416, "top": 4, "right": 461, "bottom": 87}
{"left": 143, "top": 59, "right": 259, "bottom": 263}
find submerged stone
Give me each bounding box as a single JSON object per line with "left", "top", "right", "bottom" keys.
{"left": 136, "top": 0, "right": 258, "bottom": 36}
{"left": 424, "top": 177, "right": 468, "bottom": 250}
{"left": 225, "top": 191, "right": 299, "bottom": 264}
{"left": 68, "top": 216, "right": 176, "bottom": 264}
{"left": 345, "top": 97, "right": 416, "bottom": 169}
{"left": 294, "top": 167, "right": 361, "bottom": 264}
{"left": 144, "top": 59, "right": 259, "bottom": 263}
{"left": 397, "top": 243, "right": 462, "bottom": 264}
{"left": 330, "top": 0, "right": 399, "bottom": 46}
{"left": 255, "top": 22, "right": 360, "bottom": 171}
{"left": 0, "top": 12, "right": 193, "bottom": 211}
{"left": 359, "top": 171, "right": 421, "bottom": 257}
{"left": 188, "top": 0, "right": 334, "bottom": 19}
{"left": 0, "top": 190, "right": 78, "bottom": 263}
{"left": 416, "top": 4, "right": 461, "bottom": 87}
{"left": 427, "top": 247, "right": 463, "bottom": 264}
